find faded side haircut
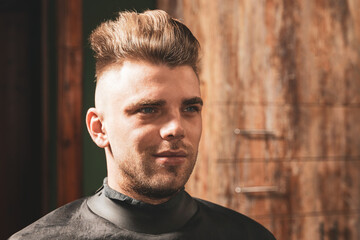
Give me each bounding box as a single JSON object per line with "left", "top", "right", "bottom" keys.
{"left": 89, "top": 9, "right": 200, "bottom": 79}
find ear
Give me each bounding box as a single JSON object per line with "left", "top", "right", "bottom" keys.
{"left": 86, "top": 108, "right": 109, "bottom": 148}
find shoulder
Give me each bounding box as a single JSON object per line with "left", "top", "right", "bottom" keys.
{"left": 193, "top": 198, "right": 276, "bottom": 240}
{"left": 9, "top": 198, "right": 89, "bottom": 240}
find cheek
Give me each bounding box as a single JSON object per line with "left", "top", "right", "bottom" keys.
{"left": 104, "top": 115, "right": 134, "bottom": 153}
{"left": 133, "top": 127, "right": 161, "bottom": 151}
{"left": 186, "top": 118, "right": 202, "bottom": 144}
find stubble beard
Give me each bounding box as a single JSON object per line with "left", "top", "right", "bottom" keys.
{"left": 120, "top": 142, "right": 197, "bottom": 200}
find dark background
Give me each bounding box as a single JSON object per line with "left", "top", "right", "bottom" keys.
{"left": 0, "top": 0, "right": 155, "bottom": 238}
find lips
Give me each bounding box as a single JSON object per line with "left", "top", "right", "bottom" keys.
{"left": 154, "top": 150, "right": 187, "bottom": 157}
{"left": 153, "top": 150, "right": 187, "bottom": 165}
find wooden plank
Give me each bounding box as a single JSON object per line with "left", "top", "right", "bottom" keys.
{"left": 295, "top": 0, "right": 360, "bottom": 106}
{"left": 214, "top": 160, "right": 360, "bottom": 217}
{"left": 212, "top": 104, "right": 289, "bottom": 161}
{"left": 56, "top": 0, "right": 83, "bottom": 206}
{"left": 259, "top": 213, "right": 360, "bottom": 240}
{"left": 197, "top": 104, "right": 356, "bottom": 161}
{"left": 346, "top": 107, "right": 360, "bottom": 157}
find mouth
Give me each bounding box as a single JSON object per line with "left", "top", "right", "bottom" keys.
{"left": 153, "top": 150, "right": 188, "bottom": 166}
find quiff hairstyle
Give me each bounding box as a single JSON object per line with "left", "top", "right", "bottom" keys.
{"left": 89, "top": 10, "right": 200, "bottom": 79}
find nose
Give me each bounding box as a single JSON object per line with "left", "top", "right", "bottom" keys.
{"left": 160, "top": 112, "right": 185, "bottom": 141}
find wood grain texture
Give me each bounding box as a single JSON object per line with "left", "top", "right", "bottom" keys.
{"left": 158, "top": 0, "right": 360, "bottom": 239}
{"left": 56, "top": 0, "right": 83, "bottom": 206}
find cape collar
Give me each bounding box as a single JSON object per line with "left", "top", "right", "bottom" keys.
{"left": 87, "top": 179, "right": 198, "bottom": 234}
{"left": 103, "top": 178, "right": 185, "bottom": 208}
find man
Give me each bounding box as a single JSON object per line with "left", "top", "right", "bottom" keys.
{"left": 10, "top": 10, "right": 276, "bottom": 239}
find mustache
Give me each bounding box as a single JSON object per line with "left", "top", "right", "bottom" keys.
{"left": 146, "top": 140, "right": 193, "bottom": 154}
{"left": 168, "top": 140, "right": 186, "bottom": 150}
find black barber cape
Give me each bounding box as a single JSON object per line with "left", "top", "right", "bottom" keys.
{"left": 10, "top": 181, "right": 276, "bottom": 240}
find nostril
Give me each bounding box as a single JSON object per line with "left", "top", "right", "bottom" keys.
{"left": 161, "top": 126, "right": 185, "bottom": 140}
{"left": 163, "top": 132, "right": 184, "bottom": 141}
{"left": 159, "top": 115, "right": 185, "bottom": 140}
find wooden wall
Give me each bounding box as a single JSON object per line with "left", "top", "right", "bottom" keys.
{"left": 56, "top": 0, "right": 83, "bottom": 206}
{"left": 158, "top": 0, "right": 360, "bottom": 239}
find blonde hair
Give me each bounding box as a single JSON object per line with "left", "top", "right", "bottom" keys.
{"left": 89, "top": 10, "right": 200, "bottom": 78}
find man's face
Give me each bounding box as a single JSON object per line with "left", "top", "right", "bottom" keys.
{"left": 95, "top": 60, "right": 202, "bottom": 200}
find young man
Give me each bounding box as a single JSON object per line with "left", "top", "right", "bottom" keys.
{"left": 10, "top": 10, "right": 276, "bottom": 239}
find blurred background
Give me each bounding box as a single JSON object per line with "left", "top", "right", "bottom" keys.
{"left": 1, "top": 0, "right": 359, "bottom": 239}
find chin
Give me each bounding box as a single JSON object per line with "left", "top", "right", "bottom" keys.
{"left": 135, "top": 184, "right": 182, "bottom": 200}
{"left": 136, "top": 175, "right": 188, "bottom": 200}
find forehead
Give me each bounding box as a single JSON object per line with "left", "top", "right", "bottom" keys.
{"left": 95, "top": 60, "right": 200, "bottom": 108}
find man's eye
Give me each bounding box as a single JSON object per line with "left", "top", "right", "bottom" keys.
{"left": 138, "top": 107, "right": 157, "bottom": 114}
{"left": 184, "top": 106, "right": 201, "bottom": 112}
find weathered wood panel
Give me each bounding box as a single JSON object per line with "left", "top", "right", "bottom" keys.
{"left": 216, "top": 161, "right": 360, "bottom": 215}
{"left": 260, "top": 213, "right": 360, "bottom": 240}
{"left": 56, "top": 0, "right": 83, "bottom": 206}
{"left": 158, "top": 0, "right": 360, "bottom": 239}
{"left": 209, "top": 105, "right": 354, "bottom": 160}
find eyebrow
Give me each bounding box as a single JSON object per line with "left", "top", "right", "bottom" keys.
{"left": 136, "top": 99, "right": 166, "bottom": 106}
{"left": 125, "top": 97, "right": 203, "bottom": 114}
{"left": 183, "top": 97, "right": 203, "bottom": 106}
{"left": 124, "top": 99, "right": 166, "bottom": 113}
